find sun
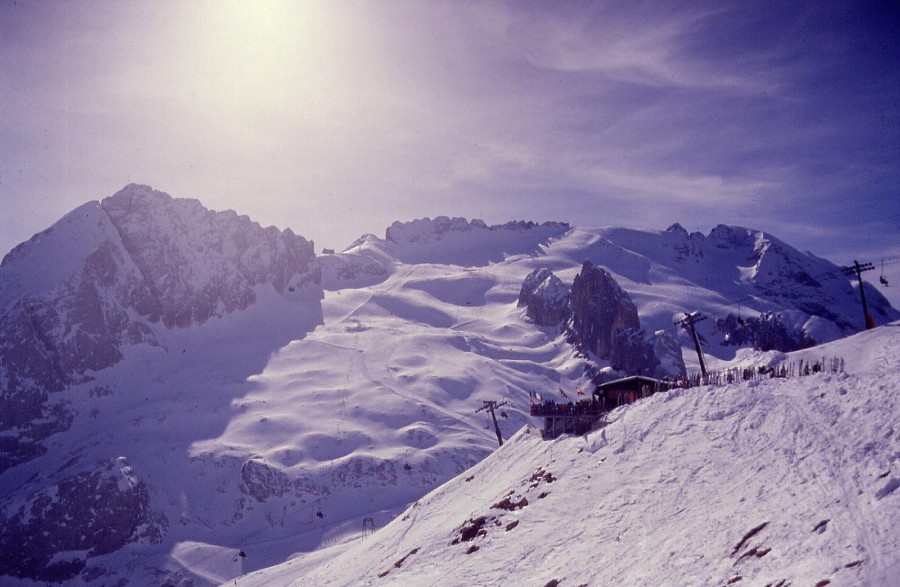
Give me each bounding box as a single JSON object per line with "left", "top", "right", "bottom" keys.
{"left": 189, "top": 1, "right": 336, "bottom": 118}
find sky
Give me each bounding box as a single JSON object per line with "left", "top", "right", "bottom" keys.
{"left": 1, "top": 0, "right": 898, "bottom": 298}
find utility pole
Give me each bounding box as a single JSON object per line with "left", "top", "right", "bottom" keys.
{"left": 676, "top": 312, "right": 708, "bottom": 380}
{"left": 362, "top": 517, "right": 376, "bottom": 538}
{"left": 476, "top": 400, "right": 509, "bottom": 447}
{"left": 841, "top": 261, "right": 875, "bottom": 330}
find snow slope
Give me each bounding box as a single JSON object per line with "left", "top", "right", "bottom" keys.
{"left": 1, "top": 197, "right": 897, "bottom": 585}
{"left": 237, "top": 323, "right": 900, "bottom": 587}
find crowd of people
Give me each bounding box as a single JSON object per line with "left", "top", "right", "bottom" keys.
{"left": 530, "top": 397, "right": 606, "bottom": 417}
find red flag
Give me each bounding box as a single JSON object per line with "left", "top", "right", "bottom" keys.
{"left": 559, "top": 388, "right": 568, "bottom": 398}
{"left": 576, "top": 386, "right": 586, "bottom": 396}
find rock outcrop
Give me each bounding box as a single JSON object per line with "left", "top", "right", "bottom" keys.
{"left": 569, "top": 261, "right": 640, "bottom": 360}
{"left": 518, "top": 261, "right": 684, "bottom": 379}
{"left": 385, "top": 218, "right": 568, "bottom": 246}
{"left": 241, "top": 459, "right": 296, "bottom": 502}
{"left": 610, "top": 328, "right": 686, "bottom": 379}
{"left": 517, "top": 268, "right": 570, "bottom": 326}
{"left": 716, "top": 312, "right": 816, "bottom": 352}
{"left": 0, "top": 457, "right": 162, "bottom": 582}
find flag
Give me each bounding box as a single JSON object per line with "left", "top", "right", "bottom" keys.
{"left": 559, "top": 388, "right": 568, "bottom": 398}
{"left": 576, "top": 386, "right": 586, "bottom": 396}
{"left": 527, "top": 391, "right": 535, "bottom": 405}
{"left": 535, "top": 392, "right": 543, "bottom": 402}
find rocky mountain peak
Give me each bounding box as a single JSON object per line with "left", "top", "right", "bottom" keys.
{"left": 99, "top": 184, "right": 320, "bottom": 328}
{"left": 376, "top": 217, "right": 570, "bottom": 266}
{"left": 517, "top": 263, "right": 685, "bottom": 379}
{"left": 665, "top": 222, "right": 688, "bottom": 236}
{"left": 517, "top": 267, "right": 570, "bottom": 326}
{"left": 570, "top": 261, "right": 640, "bottom": 359}
{"left": 0, "top": 184, "right": 322, "bottom": 473}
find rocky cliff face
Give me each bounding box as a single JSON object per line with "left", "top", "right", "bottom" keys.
{"left": 517, "top": 268, "right": 570, "bottom": 327}
{"left": 0, "top": 457, "right": 162, "bottom": 582}
{"left": 517, "top": 263, "right": 683, "bottom": 379}
{"left": 610, "top": 328, "right": 686, "bottom": 379}
{"left": 100, "top": 186, "right": 319, "bottom": 328}
{"left": 0, "top": 184, "right": 321, "bottom": 472}
{"left": 569, "top": 261, "right": 640, "bottom": 360}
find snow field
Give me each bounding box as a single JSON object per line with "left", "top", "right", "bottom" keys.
{"left": 238, "top": 325, "right": 899, "bottom": 586}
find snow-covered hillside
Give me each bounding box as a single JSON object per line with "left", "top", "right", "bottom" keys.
{"left": 0, "top": 188, "right": 896, "bottom": 585}
{"left": 236, "top": 324, "right": 900, "bottom": 587}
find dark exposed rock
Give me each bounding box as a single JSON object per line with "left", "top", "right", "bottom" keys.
{"left": 319, "top": 251, "right": 390, "bottom": 290}
{"left": 610, "top": 328, "right": 686, "bottom": 379}
{"left": 0, "top": 457, "right": 162, "bottom": 582}
{"left": 716, "top": 312, "right": 815, "bottom": 352}
{"left": 492, "top": 495, "right": 529, "bottom": 511}
{"left": 241, "top": 459, "right": 295, "bottom": 502}
{"left": 458, "top": 516, "right": 488, "bottom": 542}
{"left": 569, "top": 261, "right": 640, "bottom": 360}
{"left": 518, "top": 268, "right": 570, "bottom": 326}
{"left": 518, "top": 262, "right": 684, "bottom": 379}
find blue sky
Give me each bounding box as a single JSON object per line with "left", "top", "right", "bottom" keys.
{"left": 1, "top": 1, "right": 898, "bottom": 300}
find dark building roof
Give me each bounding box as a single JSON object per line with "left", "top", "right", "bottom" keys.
{"left": 594, "top": 375, "right": 669, "bottom": 393}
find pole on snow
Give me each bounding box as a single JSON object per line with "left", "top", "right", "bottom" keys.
{"left": 841, "top": 261, "right": 875, "bottom": 330}
{"left": 476, "top": 400, "right": 509, "bottom": 447}
{"left": 676, "top": 312, "right": 708, "bottom": 380}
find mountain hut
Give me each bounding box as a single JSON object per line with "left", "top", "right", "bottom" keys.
{"left": 593, "top": 375, "right": 673, "bottom": 408}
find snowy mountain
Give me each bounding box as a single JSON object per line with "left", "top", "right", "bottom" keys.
{"left": 0, "top": 186, "right": 896, "bottom": 585}
{"left": 235, "top": 325, "right": 900, "bottom": 587}
{"left": 0, "top": 185, "right": 319, "bottom": 471}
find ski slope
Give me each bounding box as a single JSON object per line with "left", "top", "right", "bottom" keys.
{"left": 236, "top": 323, "right": 900, "bottom": 587}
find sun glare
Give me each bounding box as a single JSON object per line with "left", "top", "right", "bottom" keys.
{"left": 191, "top": 1, "right": 335, "bottom": 118}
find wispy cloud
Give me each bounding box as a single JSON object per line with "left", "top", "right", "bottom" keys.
{"left": 0, "top": 0, "right": 897, "bottom": 281}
